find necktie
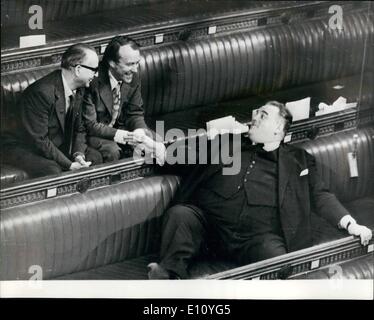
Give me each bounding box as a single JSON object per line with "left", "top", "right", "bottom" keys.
{"left": 63, "top": 93, "right": 75, "bottom": 156}
{"left": 109, "top": 82, "right": 121, "bottom": 127}
{"left": 68, "top": 94, "right": 73, "bottom": 111}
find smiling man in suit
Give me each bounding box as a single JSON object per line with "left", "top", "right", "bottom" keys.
{"left": 148, "top": 101, "right": 373, "bottom": 279}
{"left": 2, "top": 43, "right": 102, "bottom": 178}
{"left": 83, "top": 35, "right": 165, "bottom": 163}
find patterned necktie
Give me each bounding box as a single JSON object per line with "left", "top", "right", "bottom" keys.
{"left": 64, "top": 93, "right": 75, "bottom": 156}
{"left": 109, "top": 82, "right": 121, "bottom": 127}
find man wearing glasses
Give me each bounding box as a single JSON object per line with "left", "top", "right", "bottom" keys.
{"left": 83, "top": 35, "right": 165, "bottom": 164}
{"left": 2, "top": 43, "right": 102, "bottom": 178}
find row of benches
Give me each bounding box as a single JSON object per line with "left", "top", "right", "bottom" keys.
{"left": 1, "top": 1, "right": 373, "bottom": 280}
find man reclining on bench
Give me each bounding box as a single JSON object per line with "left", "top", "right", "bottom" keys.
{"left": 147, "top": 101, "right": 373, "bottom": 279}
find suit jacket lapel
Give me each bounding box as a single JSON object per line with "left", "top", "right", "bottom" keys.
{"left": 278, "top": 144, "right": 294, "bottom": 208}
{"left": 98, "top": 69, "right": 114, "bottom": 115}
{"left": 54, "top": 71, "right": 66, "bottom": 132}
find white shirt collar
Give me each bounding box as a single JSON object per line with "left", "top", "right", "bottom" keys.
{"left": 61, "top": 72, "right": 75, "bottom": 98}
{"left": 108, "top": 70, "right": 122, "bottom": 90}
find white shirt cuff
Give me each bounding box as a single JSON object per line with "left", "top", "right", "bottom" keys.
{"left": 113, "top": 130, "right": 125, "bottom": 143}
{"left": 338, "top": 215, "right": 356, "bottom": 229}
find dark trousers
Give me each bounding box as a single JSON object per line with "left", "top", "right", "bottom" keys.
{"left": 2, "top": 145, "right": 103, "bottom": 179}
{"left": 88, "top": 136, "right": 135, "bottom": 163}
{"left": 159, "top": 204, "right": 287, "bottom": 278}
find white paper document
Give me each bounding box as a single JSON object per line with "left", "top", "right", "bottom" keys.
{"left": 285, "top": 97, "right": 311, "bottom": 121}
{"left": 316, "top": 96, "right": 357, "bottom": 116}
{"left": 19, "top": 34, "right": 46, "bottom": 48}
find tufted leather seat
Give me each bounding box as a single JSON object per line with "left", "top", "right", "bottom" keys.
{"left": 141, "top": 11, "right": 373, "bottom": 116}
{"left": 1, "top": 128, "right": 373, "bottom": 280}
{"left": 0, "top": 174, "right": 181, "bottom": 280}
{"left": 146, "top": 72, "right": 374, "bottom": 133}
{"left": 299, "top": 128, "right": 374, "bottom": 245}
{"left": 300, "top": 128, "right": 374, "bottom": 202}
{"left": 1, "top": 68, "right": 52, "bottom": 134}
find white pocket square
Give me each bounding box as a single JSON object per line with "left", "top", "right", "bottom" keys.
{"left": 300, "top": 169, "right": 309, "bottom": 176}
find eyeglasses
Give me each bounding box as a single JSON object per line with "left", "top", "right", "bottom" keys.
{"left": 74, "top": 64, "right": 99, "bottom": 73}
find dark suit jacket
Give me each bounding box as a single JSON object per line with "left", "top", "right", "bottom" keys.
{"left": 170, "top": 135, "right": 350, "bottom": 252}
{"left": 13, "top": 70, "right": 87, "bottom": 169}
{"left": 83, "top": 64, "right": 148, "bottom": 139}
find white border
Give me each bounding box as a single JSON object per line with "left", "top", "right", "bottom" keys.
{"left": 1, "top": 280, "right": 373, "bottom": 299}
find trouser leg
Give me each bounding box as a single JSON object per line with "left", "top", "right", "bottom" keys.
{"left": 2, "top": 146, "right": 62, "bottom": 179}
{"left": 85, "top": 146, "right": 103, "bottom": 165}
{"left": 159, "top": 204, "right": 208, "bottom": 279}
{"left": 87, "top": 136, "right": 121, "bottom": 163}
{"left": 235, "top": 233, "right": 287, "bottom": 265}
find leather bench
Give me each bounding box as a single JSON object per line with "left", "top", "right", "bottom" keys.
{"left": 1, "top": 127, "right": 373, "bottom": 280}
{"left": 0, "top": 0, "right": 287, "bottom": 51}
{"left": 299, "top": 128, "right": 374, "bottom": 245}
{"left": 2, "top": 8, "right": 373, "bottom": 185}
{"left": 0, "top": 174, "right": 180, "bottom": 280}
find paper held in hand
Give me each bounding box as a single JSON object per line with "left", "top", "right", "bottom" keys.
{"left": 206, "top": 116, "right": 249, "bottom": 139}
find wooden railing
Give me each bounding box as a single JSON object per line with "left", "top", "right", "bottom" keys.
{"left": 206, "top": 232, "right": 374, "bottom": 279}
{"left": 0, "top": 158, "right": 154, "bottom": 209}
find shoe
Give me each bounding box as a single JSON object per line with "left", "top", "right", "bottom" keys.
{"left": 147, "top": 262, "right": 171, "bottom": 280}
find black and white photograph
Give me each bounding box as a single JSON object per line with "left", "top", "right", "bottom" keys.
{"left": 0, "top": 0, "right": 373, "bottom": 303}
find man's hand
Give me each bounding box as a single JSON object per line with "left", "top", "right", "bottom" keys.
{"left": 347, "top": 223, "right": 373, "bottom": 246}
{"left": 114, "top": 129, "right": 134, "bottom": 145}
{"left": 75, "top": 155, "right": 92, "bottom": 167}
{"left": 133, "top": 128, "right": 147, "bottom": 143}
{"left": 132, "top": 135, "right": 166, "bottom": 165}
{"left": 69, "top": 155, "right": 92, "bottom": 170}
{"left": 69, "top": 161, "right": 84, "bottom": 170}
{"left": 153, "top": 141, "right": 166, "bottom": 165}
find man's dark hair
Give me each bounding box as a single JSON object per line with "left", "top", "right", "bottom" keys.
{"left": 61, "top": 43, "right": 97, "bottom": 69}
{"left": 102, "top": 36, "right": 140, "bottom": 67}
{"left": 266, "top": 101, "right": 293, "bottom": 134}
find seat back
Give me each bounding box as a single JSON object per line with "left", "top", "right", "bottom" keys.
{"left": 1, "top": 10, "right": 373, "bottom": 132}
{"left": 140, "top": 11, "right": 373, "bottom": 115}
{"left": 0, "top": 174, "right": 180, "bottom": 280}
{"left": 1, "top": 68, "right": 52, "bottom": 136}
{"left": 298, "top": 128, "right": 374, "bottom": 202}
